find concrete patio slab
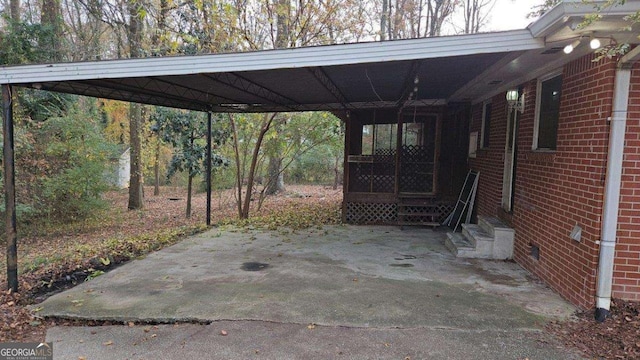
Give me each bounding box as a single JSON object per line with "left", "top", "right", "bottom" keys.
{"left": 40, "top": 225, "right": 582, "bottom": 359}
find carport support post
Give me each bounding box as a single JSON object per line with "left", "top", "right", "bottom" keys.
{"left": 2, "top": 84, "right": 18, "bottom": 292}
{"left": 206, "top": 112, "right": 212, "bottom": 226}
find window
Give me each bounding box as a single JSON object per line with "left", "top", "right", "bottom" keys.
{"left": 480, "top": 102, "right": 492, "bottom": 148}
{"left": 534, "top": 74, "right": 562, "bottom": 150}
{"left": 361, "top": 123, "right": 397, "bottom": 155}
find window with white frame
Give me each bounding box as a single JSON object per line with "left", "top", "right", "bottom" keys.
{"left": 480, "top": 102, "right": 492, "bottom": 148}
{"left": 534, "top": 73, "right": 563, "bottom": 150}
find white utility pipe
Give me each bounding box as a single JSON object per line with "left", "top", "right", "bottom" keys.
{"left": 595, "top": 50, "right": 638, "bottom": 321}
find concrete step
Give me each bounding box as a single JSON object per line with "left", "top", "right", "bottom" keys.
{"left": 445, "top": 232, "right": 479, "bottom": 258}
{"left": 478, "top": 216, "right": 514, "bottom": 238}
{"left": 461, "top": 224, "right": 494, "bottom": 257}
{"left": 477, "top": 217, "right": 515, "bottom": 260}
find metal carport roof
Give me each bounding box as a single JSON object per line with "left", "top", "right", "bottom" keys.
{"left": 0, "top": 30, "right": 544, "bottom": 112}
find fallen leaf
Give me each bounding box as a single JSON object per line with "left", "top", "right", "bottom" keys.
{"left": 128, "top": 322, "right": 134, "bottom": 327}
{"left": 220, "top": 330, "right": 228, "bottom": 336}
{"left": 307, "top": 324, "right": 316, "bottom": 330}
{"left": 103, "top": 340, "right": 113, "bottom": 346}
{"left": 151, "top": 334, "right": 157, "bottom": 338}
{"left": 7, "top": 301, "right": 14, "bottom": 306}
{"left": 384, "top": 343, "right": 391, "bottom": 347}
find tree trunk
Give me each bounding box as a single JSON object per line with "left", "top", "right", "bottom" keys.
{"left": 262, "top": 5, "right": 290, "bottom": 195}
{"left": 229, "top": 114, "right": 244, "bottom": 218}
{"left": 186, "top": 174, "right": 192, "bottom": 218}
{"left": 10, "top": 0, "right": 19, "bottom": 21}
{"left": 264, "top": 156, "right": 285, "bottom": 195}
{"left": 381, "top": 0, "right": 388, "bottom": 40}
{"left": 333, "top": 156, "right": 340, "bottom": 190}
{"left": 154, "top": 135, "right": 160, "bottom": 196}
{"left": 241, "top": 113, "right": 275, "bottom": 219}
{"left": 128, "top": 103, "right": 144, "bottom": 209}
{"left": 127, "top": 0, "right": 144, "bottom": 210}
{"left": 40, "top": 0, "right": 62, "bottom": 61}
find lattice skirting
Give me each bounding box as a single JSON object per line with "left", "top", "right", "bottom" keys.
{"left": 345, "top": 202, "right": 397, "bottom": 224}
{"left": 345, "top": 201, "right": 455, "bottom": 224}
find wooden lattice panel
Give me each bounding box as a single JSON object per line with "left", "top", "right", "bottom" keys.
{"left": 402, "top": 145, "right": 431, "bottom": 159}
{"left": 345, "top": 202, "right": 397, "bottom": 224}
{"left": 399, "top": 145, "right": 434, "bottom": 193}
{"left": 353, "top": 173, "right": 371, "bottom": 192}
{"left": 434, "top": 203, "right": 455, "bottom": 223}
{"left": 374, "top": 148, "right": 396, "bottom": 157}
{"left": 372, "top": 175, "right": 395, "bottom": 193}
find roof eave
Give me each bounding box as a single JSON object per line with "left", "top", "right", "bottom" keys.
{"left": 529, "top": 0, "right": 640, "bottom": 38}
{"left": 0, "top": 30, "right": 541, "bottom": 86}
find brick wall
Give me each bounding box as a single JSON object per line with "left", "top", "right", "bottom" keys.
{"left": 470, "top": 54, "right": 617, "bottom": 308}
{"left": 469, "top": 96, "right": 507, "bottom": 218}
{"left": 613, "top": 62, "right": 640, "bottom": 300}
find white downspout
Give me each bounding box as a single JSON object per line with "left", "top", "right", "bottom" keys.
{"left": 595, "top": 48, "right": 639, "bottom": 321}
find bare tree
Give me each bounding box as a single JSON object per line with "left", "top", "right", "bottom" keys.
{"left": 127, "top": 0, "right": 144, "bottom": 210}
{"left": 462, "top": 0, "right": 495, "bottom": 34}
{"left": 378, "top": 0, "right": 457, "bottom": 39}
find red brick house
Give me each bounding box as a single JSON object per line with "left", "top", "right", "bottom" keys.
{"left": 1, "top": 0, "right": 638, "bottom": 320}
{"left": 463, "top": 4, "right": 640, "bottom": 319}
{"left": 338, "top": 0, "right": 640, "bottom": 319}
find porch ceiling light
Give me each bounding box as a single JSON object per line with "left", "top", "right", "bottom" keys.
{"left": 506, "top": 90, "right": 525, "bottom": 113}
{"left": 590, "top": 36, "right": 601, "bottom": 50}
{"left": 563, "top": 39, "right": 581, "bottom": 54}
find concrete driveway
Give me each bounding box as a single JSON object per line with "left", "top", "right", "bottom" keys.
{"left": 41, "top": 225, "right": 583, "bottom": 359}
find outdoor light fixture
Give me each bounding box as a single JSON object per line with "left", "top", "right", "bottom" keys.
{"left": 563, "top": 39, "right": 581, "bottom": 54}
{"left": 590, "top": 36, "right": 601, "bottom": 50}
{"left": 506, "top": 89, "right": 525, "bottom": 113}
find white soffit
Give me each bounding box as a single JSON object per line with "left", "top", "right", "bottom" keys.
{"left": 529, "top": 0, "right": 640, "bottom": 39}
{"left": 0, "top": 30, "right": 541, "bottom": 85}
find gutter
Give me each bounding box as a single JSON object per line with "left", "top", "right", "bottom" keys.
{"left": 595, "top": 47, "right": 640, "bottom": 322}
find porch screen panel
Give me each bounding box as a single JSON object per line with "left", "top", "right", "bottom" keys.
{"left": 351, "top": 123, "right": 397, "bottom": 193}
{"left": 399, "top": 115, "right": 437, "bottom": 193}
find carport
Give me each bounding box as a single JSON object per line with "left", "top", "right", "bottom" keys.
{"left": 1, "top": 13, "right": 594, "bottom": 291}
